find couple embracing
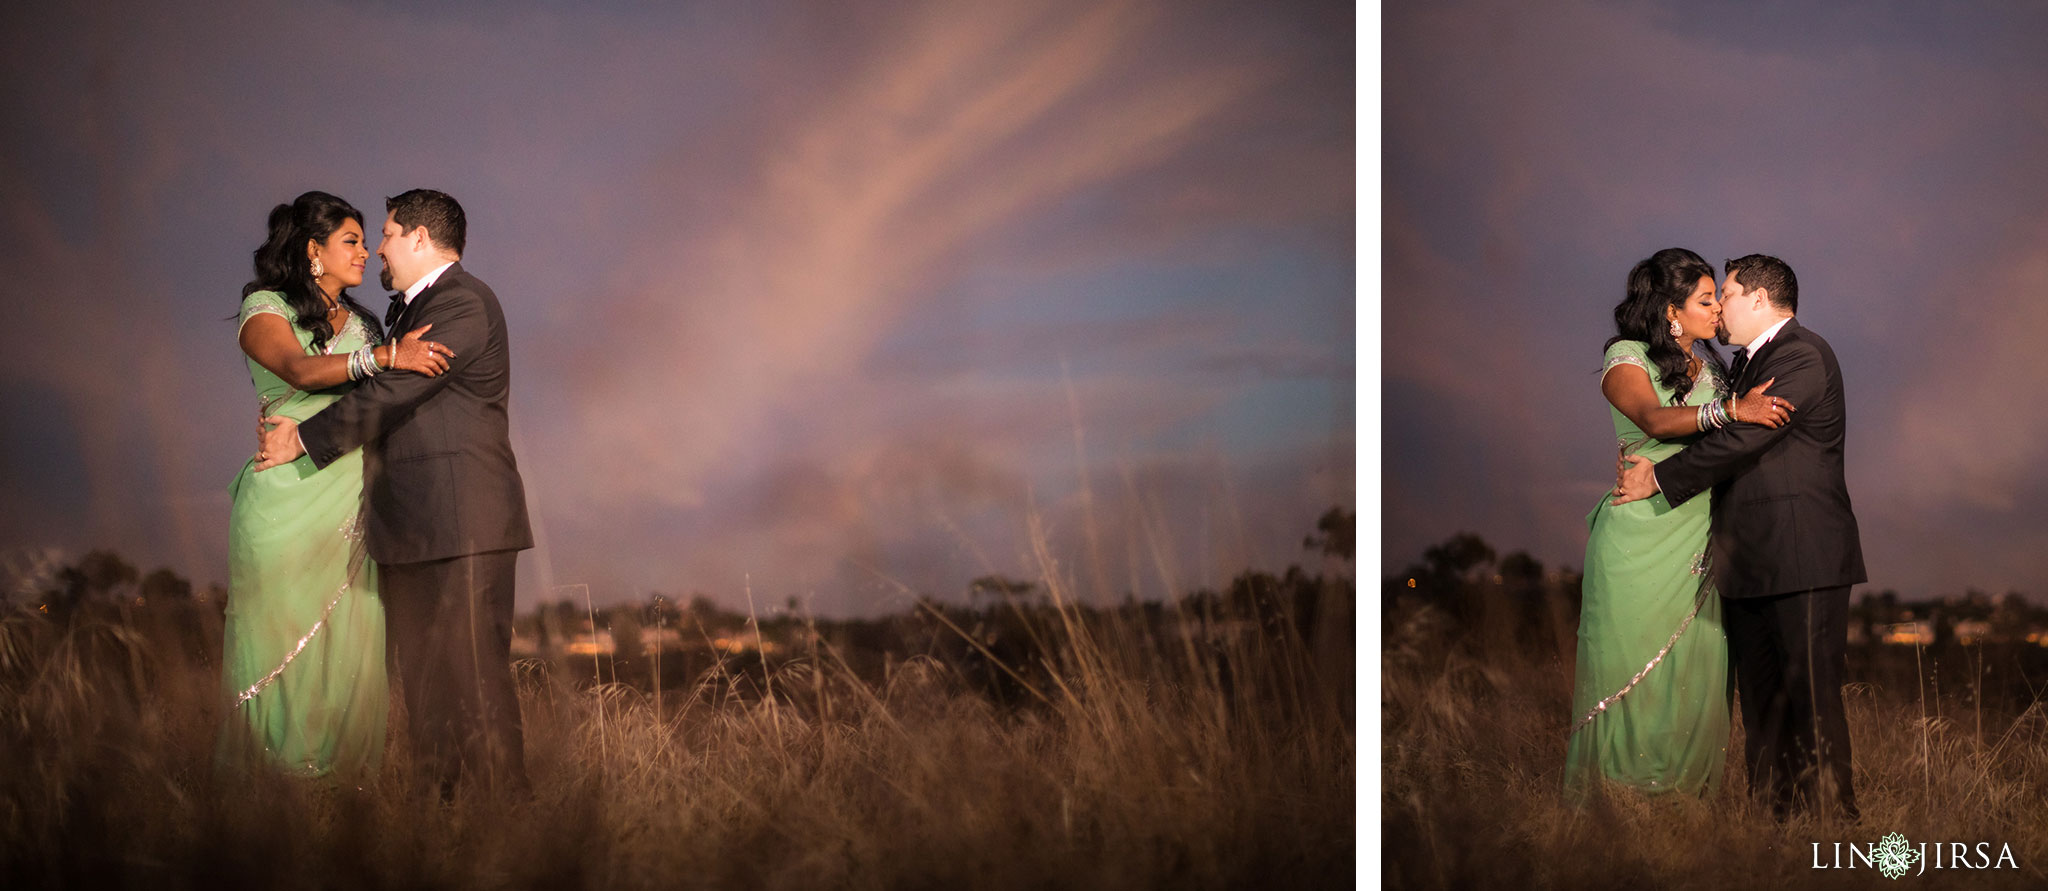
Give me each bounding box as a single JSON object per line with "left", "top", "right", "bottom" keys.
{"left": 1567, "top": 249, "right": 1864, "bottom": 822}
{"left": 221, "top": 188, "right": 533, "bottom": 799}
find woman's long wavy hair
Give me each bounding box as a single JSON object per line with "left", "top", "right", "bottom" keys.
{"left": 1605, "top": 248, "right": 1727, "bottom": 404}
{"left": 242, "top": 191, "right": 381, "bottom": 353}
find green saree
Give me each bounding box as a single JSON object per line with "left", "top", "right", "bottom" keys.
{"left": 1563, "top": 339, "right": 1732, "bottom": 804}
{"left": 219, "top": 290, "right": 387, "bottom": 779}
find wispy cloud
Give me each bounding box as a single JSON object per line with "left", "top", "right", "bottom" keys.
{"left": 548, "top": 0, "right": 1275, "bottom": 506}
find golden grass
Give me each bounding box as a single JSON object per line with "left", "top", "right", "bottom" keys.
{"left": 0, "top": 571, "right": 1352, "bottom": 888}
{"left": 1382, "top": 594, "right": 2048, "bottom": 889}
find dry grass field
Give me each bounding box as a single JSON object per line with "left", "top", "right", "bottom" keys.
{"left": 1382, "top": 564, "right": 2048, "bottom": 890}
{"left": 0, "top": 546, "right": 1354, "bottom": 889}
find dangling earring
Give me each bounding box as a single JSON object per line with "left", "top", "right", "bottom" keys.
{"left": 1668, "top": 318, "right": 1682, "bottom": 337}
{"left": 311, "top": 257, "right": 325, "bottom": 279}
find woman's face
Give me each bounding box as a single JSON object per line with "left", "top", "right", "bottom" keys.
{"left": 309, "top": 217, "right": 368, "bottom": 290}
{"left": 1669, "top": 274, "right": 1720, "bottom": 342}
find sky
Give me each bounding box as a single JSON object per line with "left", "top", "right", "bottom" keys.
{"left": 0, "top": 0, "right": 1355, "bottom": 615}
{"left": 1385, "top": 0, "right": 2048, "bottom": 600}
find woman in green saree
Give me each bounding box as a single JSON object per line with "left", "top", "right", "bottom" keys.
{"left": 221, "top": 191, "right": 450, "bottom": 780}
{"left": 1564, "top": 248, "right": 1792, "bottom": 804}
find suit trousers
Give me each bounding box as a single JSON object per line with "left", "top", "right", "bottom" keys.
{"left": 1724, "top": 585, "right": 1857, "bottom": 820}
{"left": 382, "top": 550, "right": 528, "bottom": 797}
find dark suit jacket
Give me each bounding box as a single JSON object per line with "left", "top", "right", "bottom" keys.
{"left": 1654, "top": 318, "right": 1866, "bottom": 598}
{"left": 299, "top": 261, "right": 535, "bottom": 565}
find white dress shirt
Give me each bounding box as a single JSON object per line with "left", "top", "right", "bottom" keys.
{"left": 1743, "top": 316, "right": 1793, "bottom": 357}
{"left": 404, "top": 260, "right": 456, "bottom": 305}
{"left": 388, "top": 260, "right": 456, "bottom": 332}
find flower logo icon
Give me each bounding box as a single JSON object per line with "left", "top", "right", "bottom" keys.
{"left": 1873, "top": 832, "right": 1921, "bottom": 880}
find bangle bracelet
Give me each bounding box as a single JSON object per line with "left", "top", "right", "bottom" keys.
{"left": 1700, "top": 399, "right": 1730, "bottom": 430}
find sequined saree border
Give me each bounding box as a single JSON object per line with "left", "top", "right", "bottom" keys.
{"left": 1569, "top": 551, "right": 1713, "bottom": 737}
{"left": 231, "top": 511, "right": 370, "bottom": 710}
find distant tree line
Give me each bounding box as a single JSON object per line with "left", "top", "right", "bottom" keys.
{"left": 525, "top": 506, "right": 1356, "bottom": 707}
{"left": 1384, "top": 531, "right": 2048, "bottom": 713}
{"left": 2, "top": 507, "right": 1355, "bottom": 714}
{"left": 1, "top": 548, "right": 224, "bottom": 618}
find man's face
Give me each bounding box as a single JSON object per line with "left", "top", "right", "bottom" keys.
{"left": 377, "top": 212, "right": 421, "bottom": 292}
{"left": 1720, "top": 273, "right": 1765, "bottom": 345}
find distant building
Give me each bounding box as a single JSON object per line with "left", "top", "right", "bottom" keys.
{"left": 1882, "top": 622, "right": 1934, "bottom": 646}
{"left": 709, "top": 635, "right": 781, "bottom": 655}
{"left": 566, "top": 630, "right": 617, "bottom": 656}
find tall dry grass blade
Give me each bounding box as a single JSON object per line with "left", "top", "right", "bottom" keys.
{"left": 1117, "top": 461, "right": 1213, "bottom": 696}
{"left": 742, "top": 574, "right": 792, "bottom": 765}
{"left": 910, "top": 597, "right": 1054, "bottom": 707}
{"left": 1059, "top": 356, "right": 1114, "bottom": 607}
{"left": 1917, "top": 639, "right": 1930, "bottom": 812}
{"left": 653, "top": 602, "right": 662, "bottom": 729}
{"left": 565, "top": 583, "right": 606, "bottom": 769}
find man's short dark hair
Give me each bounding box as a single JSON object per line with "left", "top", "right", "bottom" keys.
{"left": 1725, "top": 254, "right": 1796, "bottom": 313}
{"left": 387, "top": 189, "right": 466, "bottom": 256}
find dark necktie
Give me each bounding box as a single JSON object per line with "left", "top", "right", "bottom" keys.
{"left": 385, "top": 292, "right": 409, "bottom": 335}
{"left": 1729, "top": 347, "right": 1749, "bottom": 384}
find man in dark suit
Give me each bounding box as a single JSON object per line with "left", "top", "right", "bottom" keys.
{"left": 1614, "top": 253, "right": 1865, "bottom": 821}
{"left": 257, "top": 189, "right": 534, "bottom": 798}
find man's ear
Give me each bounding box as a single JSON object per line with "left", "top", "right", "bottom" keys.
{"left": 1751, "top": 288, "right": 1770, "bottom": 309}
